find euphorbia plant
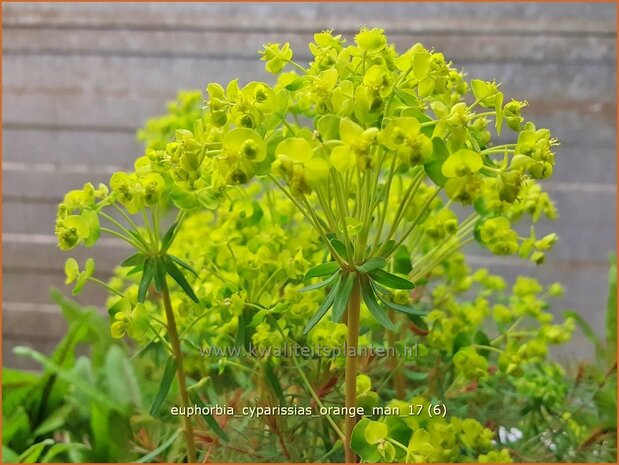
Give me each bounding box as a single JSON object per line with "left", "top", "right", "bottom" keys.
{"left": 56, "top": 27, "right": 561, "bottom": 462}
{"left": 56, "top": 175, "right": 203, "bottom": 461}
{"left": 256, "top": 28, "right": 558, "bottom": 461}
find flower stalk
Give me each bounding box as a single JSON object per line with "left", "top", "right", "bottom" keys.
{"left": 344, "top": 277, "right": 361, "bottom": 463}
{"left": 161, "top": 278, "right": 197, "bottom": 463}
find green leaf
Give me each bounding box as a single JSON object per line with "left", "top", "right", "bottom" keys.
{"left": 299, "top": 271, "right": 338, "bottom": 292}
{"left": 263, "top": 361, "right": 285, "bottom": 404}
{"left": 405, "top": 371, "right": 429, "bottom": 381}
{"left": 393, "top": 245, "right": 413, "bottom": 275}
{"left": 127, "top": 264, "right": 144, "bottom": 276}
{"left": 380, "top": 239, "right": 397, "bottom": 256}
{"left": 361, "top": 279, "right": 395, "bottom": 331}
{"left": 3, "top": 406, "right": 30, "bottom": 447}
{"left": 451, "top": 332, "right": 471, "bottom": 355}
{"left": 33, "top": 404, "right": 73, "bottom": 436}
{"left": 495, "top": 92, "right": 504, "bottom": 135}
{"left": 304, "top": 261, "right": 340, "bottom": 280}
{"left": 316, "top": 114, "right": 340, "bottom": 141}
{"left": 188, "top": 392, "right": 229, "bottom": 442}
{"left": 441, "top": 148, "right": 483, "bottom": 178}
{"left": 64, "top": 258, "right": 79, "bottom": 284}
{"left": 332, "top": 273, "right": 355, "bottom": 323}
{"left": 424, "top": 138, "right": 449, "bottom": 187}
{"left": 3, "top": 446, "right": 19, "bottom": 463}
{"left": 84, "top": 257, "right": 95, "bottom": 276}
{"left": 170, "top": 188, "right": 199, "bottom": 211}
{"left": 72, "top": 271, "right": 89, "bottom": 295}
{"left": 344, "top": 216, "right": 363, "bottom": 236}
{"left": 138, "top": 259, "right": 154, "bottom": 303}
{"left": 351, "top": 419, "right": 382, "bottom": 462}
{"left": 330, "top": 238, "right": 348, "bottom": 258}
{"left": 105, "top": 345, "right": 143, "bottom": 409}
{"left": 12, "top": 347, "right": 124, "bottom": 413}
{"left": 412, "top": 52, "right": 431, "bottom": 80}
{"left": 18, "top": 439, "right": 54, "bottom": 463}
{"left": 41, "top": 443, "right": 88, "bottom": 463}
{"left": 364, "top": 420, "right": 388, "bottom": 444}
{"left": 164, "top": 258, "right": 200, "bottom": 303}
{"left": 356, "top": 373, "right": 372, "bottom": 394}
{"left": 369, "top": 269, "right": 415, "bottom": 290}
{"left": 356, "top": 257, "right": 387, "bottom": 273}
{"left": 160, "top": 221, "right": 178, "bottom": 252}
{"left": 135, "top": 430, "right": 181, "bottom": 463}
{"left": 303, "top": 275, "right": 341, "bottom": 334}
{"left": 153, "top": 257, "right": 166, "bottom": 293}
{"left": 284, "top": 76, "right": 309, "bottom": 91}
{"left": 167, "top": 253, "right": 197, "bottom": 281}
{"left": 372, "top": 283, "right": 425, "bottom": 316}
{"left": 474, "top": 330, "right": 492, "bottom": 358}
{"left": 276, "top": 137, "right": 314, "bottom": 163}
{"left": 150, "top": 356, "right": 177, "bottom": 417}
{"left": 120, "top": 253, "right": 145, "bottom": 267}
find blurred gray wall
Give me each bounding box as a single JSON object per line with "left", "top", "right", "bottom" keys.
{"left": 3, "top": 2, "right": 616, "bottom": 368}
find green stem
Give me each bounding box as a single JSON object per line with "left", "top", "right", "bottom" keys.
{"left": 299, "top": 194, "right": 347, "bottom": 267}
{"left": 370, "top": 154, "right": 398, "bottom": 254}
{"left": 332, "top": 171, "right": 353, "bottom": 258}
{"left": 315, "top": 186, "right": 340, "bottom": 234}
{"left": 151, "top": 205, "right": 161, "bottom": 250}
{"left": 161, "top": 279, "right": 197, "bottom": 463}
{"left": 382, "top": 168, "right": 424, "bottom": 246}
{"left": 142, "top": 209, "right": 156, "bottom": 249}
{"left": 282, "top": 119, "right": 297, "bottom": 134}
{"left": 345, "top": 277, "right": 361, "bottom": 463}
{"left": 412, "top": 237, "right": 473, "bottom": 281}
{"left": 473, "top": 344, "right": 504, "bottom": 354}
{"left": 385, "top": 187, "right": 443, "bottom": 258}
{"left": 167, "top": 210, "right": 187, "bottom": 249}
{"left": 99, "top": 211, "right": 148, "bottom": 249}
{"left": 88, "top": 277, "right": 129, "bottom": 300}
{"left": 111, "top": 203, "right": 143, "bottom": 235}
{"left": 420, "top": 120, "right": 438, "bottom": 128}
{"left": 100, "top": 227, "right": 146, "bottom": 252}
{"left": 287, "top": 59, "right": 307, "bottom": 73}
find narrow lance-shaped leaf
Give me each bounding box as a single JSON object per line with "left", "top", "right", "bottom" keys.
{"left": 160, "top": 221, "right": 178, "bottom": 252}
{"left": 304, "top": 261, "right": 340, "bottom": 280}
{"left": 369, "top": 268, "right": 415, "bottom": 290}
{"left": 168, "top": 254, "right": 199, "bottom": 277}
{"left": 299, "top": 271, "right": 338, "bottom": 293}
{"left": 332, "top": 272, "right": 355, "bottom": 323}
{"left": 153, "top": 257, "right": 166, "bottom": 293}
{"left": 360, "top": 278, "right": 395, "bottom": 331}
{"left": 149, "top": 356, "right": 177, "bottom": 417}
{"left": 164, "top": 257, "right": 200, "bottom": 303}
{"left": 120, "top": 253, "right": 146, "bottom": 267}
{"left": 263, "top": 361, "right": 286, "bottom": 404}
{"left": 371, "top": 282, "right": 426, "bottom": 316}
{"left": 138, "top": 259, "right": 154, "bottom": 303}
{"left": 330, "top": 238, "right": 348, "bottom": 258}
{"left": 303, "top": 275, "right": 341, "bottom": 334}
{"left": 356, "top": 257, "right": 387, "bottom": 273}
{"left": 135, "top": 430, "right": 182, "bottom": 463}
{"left": 17, "top": 439, "right": 55, "bottom": 463}
{"left": 188, "top": 392, "right": 229, "bottom": 442}
{"left": 127, "top": 263, "right": 144, "bottom": 276}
